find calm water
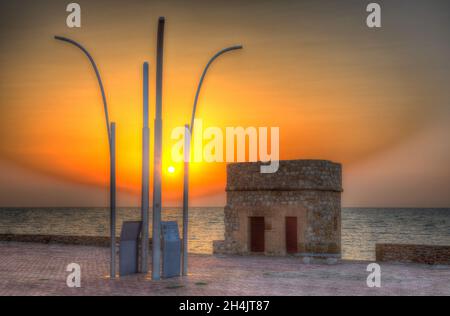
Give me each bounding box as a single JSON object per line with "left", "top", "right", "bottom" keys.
{"left": 0, "top": 207, "right": 449, "bottom": 260}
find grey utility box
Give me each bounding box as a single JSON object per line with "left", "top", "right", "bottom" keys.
{"left": 119, "top": 221, "right": 142, "bottom": 276}
{"left": 161, "top": 221, "right": 181, "bottom": 278}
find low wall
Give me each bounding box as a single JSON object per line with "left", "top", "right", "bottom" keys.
{"left": 0, "top": 234, "right": 153, "bottom": 248}
{"left": 376, "top": 244, "right": 450, "bottom": 265}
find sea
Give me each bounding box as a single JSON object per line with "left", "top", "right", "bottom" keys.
{"left": 0, "top": 207, "right": 449, "bottom": 261}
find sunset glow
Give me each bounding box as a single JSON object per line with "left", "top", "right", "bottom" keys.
{"left": 0, "top": 0, "right": 449, "bottom": 207}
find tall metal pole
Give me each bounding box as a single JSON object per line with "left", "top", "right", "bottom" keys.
{"left": 141, "top": 62, "right": 150, "bottom": 273}
{"left": 54, "top": 36, "right": 116, "bottom": 279}
{"left": 152, "top": 16, "right": 165, "bottom": 280}
{"left": 182, "top": 124, "right": 190, "bottom": 276}
{"left": 110, "top": 122, "right": 116, "bottom": 279}
{"left": 182, "top": 45, "right": 243, "bottom": 276}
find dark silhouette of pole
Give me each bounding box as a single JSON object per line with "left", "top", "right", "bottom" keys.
{"left": 54, "top": 36, "right": 116, "bottom": 279}
{"left": 182, "top": 45, "right": 243, "bottom": 276}
{"left": 141, "top": 62, "right": 150, "bottom": 273}
{"left": 152, "top": 17, "right": 165, "bottom": 280}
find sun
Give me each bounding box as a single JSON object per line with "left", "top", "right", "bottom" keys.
{"left": 167, "top": 166, "right": 175, "bottom": 174}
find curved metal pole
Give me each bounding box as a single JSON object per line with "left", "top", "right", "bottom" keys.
{"left": 183, "top": 45, "right": 243, "bottom": 276}
{"left": 54, "top": 35, "right": 115, "bottom": 279}
{"left": 189, "top": 45, "right": 243, "bottom": 134}
{"left": 54, "top": 36, "right": 111, "bottom": 146}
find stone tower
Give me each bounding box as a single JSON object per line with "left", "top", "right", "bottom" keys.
{"left": 213, "top": 160, "right": 342, "bottom": 259}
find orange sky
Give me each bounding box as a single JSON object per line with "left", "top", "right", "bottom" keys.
{"left": 1, "top": 0, "right": 449, "bottom": 207}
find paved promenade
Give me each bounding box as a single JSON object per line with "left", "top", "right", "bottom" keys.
{"left": 0, "top": 242, "right": 449, "bottom": 296}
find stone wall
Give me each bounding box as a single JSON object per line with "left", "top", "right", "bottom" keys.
{"left": 376, "top": 244, "right": 450, "bottom": 265}
{"left": 0, "top": 234, "right": 112, "bottom": 247}
{"left": 214, "top": 160, "right": 342, "bottom": 257}
{"left": 226, "top": 160, "right": 342, "bottom": 192}
{"left": 0, "top": 234, "right": 153, "bottom": 248}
